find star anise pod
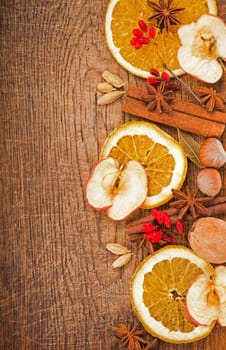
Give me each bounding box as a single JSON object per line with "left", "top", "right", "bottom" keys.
{"left": 112, "top": 323, "right": 148, "bottom": 350}
{"left": 130, "top": 233, "right": 154, "bottom": 253}
{"left": 142, "top": 82, "right": 174, "bottom": 113}
{"left": 147, "top": 0, "right": 185, "bottom": 32}
{"left": 194, "top": 86, "right": 225, "bottom": 112}
{"left": 170, "top": 187, "right": 212, "bottom": 220}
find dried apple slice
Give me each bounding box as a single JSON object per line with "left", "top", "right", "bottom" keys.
{"left": 178, "top": 14, "right": 226, "bottom": 83}
{"left": 86, "top": 157, "right": 147, "bottom": 220}
{"left": 106, "top": 159, "right": 147, "bottom": 220}
{"left": 186, "top": 265, "right": 226, "bottom": 327}
{"left": 86, "top": 157, "right": 120, "bottom": 210}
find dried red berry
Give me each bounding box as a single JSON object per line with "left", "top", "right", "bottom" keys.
{"left": 139, "top": 37, "right": 150, "bottom": 45}
{"left": 163, "top": 212, "right": 171, "bottom": 228}
{"left": 146, "top": 77, "right": 158, "bottom": 85}
{"left": 151, "top": 208, "right": 159, "bottom": 220}
{"left": 176, "top": 221, "right": 184, "bottom": 234}
{"left": 167, "top": 83, "right": 179, "bottom": 91}
{"left": 149, "top": 27, "right": 156, "bottom": 39}
{"left": 161, "top": 71, "right": 170, "bottom": 82}
{"left": 138, "top": 20, "right": 147, "bottom": 32}
{"left": 146, "top": 230, "right": 163, "bottom": 243}
{"left": 163, "top": 234, "right": 176, "bottom": 242}
{"left": 149, "top": 68, "right": 160, "bottom": 77}
{"left": 142, "top": 222, "right": 155, "bottom": 233}
{"left": 133, "top": 28, "right": 143, "bottom": 37}
{"left": 130, "top": 37, "right": 138, "bottom": 46}
{"left": 135, "top": 42, "right": 142, "bottom": 49}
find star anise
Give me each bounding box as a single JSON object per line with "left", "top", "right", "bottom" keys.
{"left": 147, "top": 0, "right": 185, "bottom": 32}
{"left": 194, "top": 86, "right": 225, "bottom": 112}
{"left": 170, "top": 187, "right": 212, "bottom": 220}
{"left": 112, "top": 323, "right": 148, "bottom": 350}
{"left": 142, "top": 82, "right": 174, "bottom": 113}
{"left": 130, "top": 233, "right": 154, "bottom": 253}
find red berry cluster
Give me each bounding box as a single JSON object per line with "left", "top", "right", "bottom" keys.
{"left": 147, "top": 68, "right": 179, "bottom": 91}
{"left": 130, "top": 20, "right": 156, "bottom": 50}
{"left": 141, "top": 208, "right": 184, "bottom": 244}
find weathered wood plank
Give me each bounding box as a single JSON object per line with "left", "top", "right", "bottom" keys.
{"left": 0, "top": 1, "right": 226, "bottom": 349}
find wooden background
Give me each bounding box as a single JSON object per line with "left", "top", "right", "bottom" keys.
{"left": 1, "top": 1, "right": 226, "bottom": 349}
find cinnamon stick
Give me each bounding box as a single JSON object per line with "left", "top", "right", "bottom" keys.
{"left": 126, "top": 198, "right": 226, "bottom": 235}
{"left": 122, "top": 87, "right": 225, "bottom": 137}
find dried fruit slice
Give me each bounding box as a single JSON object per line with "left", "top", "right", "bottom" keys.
{"left": 105, "top": 0, "right": 217, "bottom": 78}
{"left": 100, "top": 121, "right": 187, "bottom": 208}
{"left": 178, "top": 14, "right": 226, "bottom": 83}
{"left": 86, "top": 157, "right": 147, "bottom": 220}
{"left": 186, "top": 265, "right": 226, "bottom": 327}
{"left": 131, "top": 245, "right": 215, "bottom": 344}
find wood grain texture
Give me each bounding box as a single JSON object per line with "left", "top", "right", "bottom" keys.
{"left": 0, "top": 1, "right": 226, "bottom": 349}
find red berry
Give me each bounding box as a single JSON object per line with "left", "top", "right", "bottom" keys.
{"left": 139, "top": 37, "right": 150, "bottom": 45}
{"left": 146, "top": 77, "right": 158, "bottom": 85}
{"left": 151, "top": 208, "right": 159, "bottom": 220}
{"left": 133, "top": 28, "right": 143, "bottom": 37}
{"left": 150, "top": 230, "right": 163, "bottom": 243}
{"left": 135, "top": 41, "right": 143, "bottom": 49}
{"left": 130, "top": 37, "right": 138, "bottom": 46}
{"left": 163, "top": 234, "right": 176, "bottom": 242}
{"left": 161, "top": 71, "right": 170, "bottom": 82}
{"left": 149, "top": 27, "right": 156, "bottom": 39}
{"left": 167, "top": 83, "right": 179, "bottom": 91}
{"left": 138, "top": 20, "right": 147, "bottom": 32}
{"left": 149, "top": 68, "right": 160, "bottom": 76}
{"left": 176, "top": 221, "right": 184, "bottom": 234}
{"left": 142, "top": 222, "right": 155, "bottom": 233}
{"left": 163, "top": 212, "right": 171, "bottom": 228}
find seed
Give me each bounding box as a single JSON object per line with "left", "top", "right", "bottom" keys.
{"left": 102, "top": 70, "right": 124, "bottom": 88}
{"left": 106, "top": 242, "right": 130, "bottom": 255}
{"left": 97, "top": 90, "right": 125, "bottom": 105}
{"left": 96, "top": 82, "right": 115, "bottom": 93}
{"left": 112, "top": 253, "right": 133, "bottom": 268}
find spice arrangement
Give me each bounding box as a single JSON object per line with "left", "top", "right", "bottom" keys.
{"left": 86, "top": 0, "right": 226, "bottom": 348}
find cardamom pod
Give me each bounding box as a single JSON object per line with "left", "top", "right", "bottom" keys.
{"left": 106, "top": 243, "right": 130, "bottom": 255}
{"left": 102, "top": 70, "right": 124, "bottom": 88}
{"left": 97, "top": 91, "right": 125, "bottom": 105}
{"left": 96, "top": 82, "right": 115, "bottom": 93}
{"left": 112, "top": 253, "right": 133, "bottom": 269}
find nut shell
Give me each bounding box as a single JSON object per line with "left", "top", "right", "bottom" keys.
{"left": 197, "top": 168, "right": 222, "bottom": 196}
{"left": 199, "top": 138, "right": 226, "bottom": 168}
{"left": 188, "top": 217, "right": 226, "bottom": 264}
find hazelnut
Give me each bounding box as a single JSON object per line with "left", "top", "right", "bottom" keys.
{"left": 188, "top": 217, "right": 226, "bottom": 264}
{"left": 197, "top": 168, "right": 222, "bottom": 196}
{"left": 199, "top": 138, "right": 226, "bottom": 168}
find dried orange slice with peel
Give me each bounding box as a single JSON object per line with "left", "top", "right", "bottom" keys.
{"left": 131, "top": 245, "right": 215, "bottom": 344}
{"left": 99, "top": 121, "right": 187, "bottom": 208}
{"left": 105, "top": 0, "right": 217, "bottom": 78}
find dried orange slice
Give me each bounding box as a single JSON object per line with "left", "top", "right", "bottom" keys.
{"left": 105, "top": 0, "right": 217, "bottom": 78}
{"left": 99, "top": 121, "right": 187, "bottom": 208}
{"left": 131, "top": 245, "right": 215, "bottom": 344}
